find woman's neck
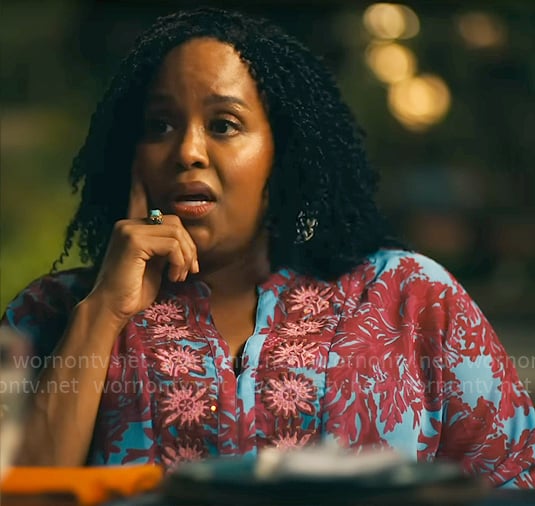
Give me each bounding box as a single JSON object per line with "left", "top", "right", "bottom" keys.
{"left": 197, "top": 234, "right": 270, "bottom": 303}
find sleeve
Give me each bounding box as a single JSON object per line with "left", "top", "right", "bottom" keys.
{"left": 0, "top": 270, "right": 93, "bottom": 371}
{"left": 406, "top": 254, "right": 535, "bottom": 488}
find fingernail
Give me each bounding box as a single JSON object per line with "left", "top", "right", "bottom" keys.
{"left": 192, "top": 259, "right": 200, "bottom": 273}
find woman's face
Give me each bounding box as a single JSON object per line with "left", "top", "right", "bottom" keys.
{"left": 132, "top": 37, "right": 274, "bottom": 265}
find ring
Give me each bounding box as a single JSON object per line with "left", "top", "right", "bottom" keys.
{"left": 148, "top": 209, "right": 163, "bottom": 225}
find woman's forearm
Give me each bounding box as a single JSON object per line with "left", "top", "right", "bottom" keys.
{"left": 14, "top": 296, "right": 127, "bottom": 466}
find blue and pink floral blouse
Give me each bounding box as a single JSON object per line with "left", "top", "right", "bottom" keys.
{"left": 3, "top": 249, "right": 535, "bottom": 487}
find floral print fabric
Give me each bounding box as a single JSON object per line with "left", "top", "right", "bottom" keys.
{"left": 3, "top": 250, "right": 535, "bottom": 487}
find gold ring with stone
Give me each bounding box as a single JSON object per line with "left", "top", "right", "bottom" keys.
{"left": 148, "top": 209, "right": 163, "bottom": 225}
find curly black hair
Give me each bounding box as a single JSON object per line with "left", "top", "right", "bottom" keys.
{"left": 57, "top": 7, "right": 403, "bottom": 280}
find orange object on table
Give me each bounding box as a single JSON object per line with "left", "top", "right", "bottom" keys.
{"left": 0, "top": 465, "right": 164, "bottom": 505}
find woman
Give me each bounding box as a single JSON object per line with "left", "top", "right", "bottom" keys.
{"left": 2, "top": 8, "right": 534, "bottom": 487}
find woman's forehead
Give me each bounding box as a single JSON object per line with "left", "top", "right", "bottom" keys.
{"left": 147, "top": 38, "right": 261, "bottom": 107}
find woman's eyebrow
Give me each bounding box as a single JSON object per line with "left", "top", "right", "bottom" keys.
{"left": 204, "top": 94, "right": 250, "bottom": 110}
{"left": 144, "top": 92, "right": 250, "bottom": 111}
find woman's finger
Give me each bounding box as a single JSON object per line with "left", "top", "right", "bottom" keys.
{"left": 147, "top": 216, "right": 198, "bottom": 276}
{"left": 160, "top": 216, "right": 199, "bottom": 274}
{"left": 120, "top": 220, "right": 198, "bottom": 269}
{"left": 127, "top": 171, "right": 149, "bottom": 220}
{"left": 124, "top": 183, "right": 200, "bottom": 279}
{"left": 166, "top": 241, "right": 187, "bottom": 282}
{"left": 119, "top": 228, "right": 192, "bottom": 282}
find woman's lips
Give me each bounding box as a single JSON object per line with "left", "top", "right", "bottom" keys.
{"left": 171, "top": 200, "right": 216, "bottom": 219}
{"left": 169, "top": 181, "right": 217, "bottom": 219}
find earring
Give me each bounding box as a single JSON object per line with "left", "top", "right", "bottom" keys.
{"left": 295, "top": 210, "right": 318, "bottom": 243}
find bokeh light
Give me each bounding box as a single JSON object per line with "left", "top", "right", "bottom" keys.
{"left": 365, "top": 42, "right": 417, "bottom": 83}
{"left": 457, "top": 11, "right": 507, "bottom": 49}
{"left": 388, "top": 74, "right": 451, "bottom": 131}
{"left": 363, "top": 3, "right": 420, "bottom": 40}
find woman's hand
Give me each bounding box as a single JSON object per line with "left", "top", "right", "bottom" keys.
{"left": 86, "top": 176, "right": 199, "bottom": 322}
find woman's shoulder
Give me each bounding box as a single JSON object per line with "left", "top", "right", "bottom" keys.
{"left": 1, "top": 267, "right": 96, "bottom": 358}
{"left": 364, "top": 248, "right": 456, "bottom": 284}
{"left": 3, "top": 267, "right": 96, "bottom": 320}
{"left": 282, "top": 249, "right": 458, "bottom": 296}
{"left": 277, "top": 250, "right": 461, "bottom": 312}
{"left": 338, "top": 248, "right": 461, "bottom": 299}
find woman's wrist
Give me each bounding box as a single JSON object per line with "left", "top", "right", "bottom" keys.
{"left": 74, "top": 294, "right": 130, "bottom": 340}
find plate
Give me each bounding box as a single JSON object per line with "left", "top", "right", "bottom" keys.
{"left": 161, "top": 454, "right": 488, "bottom": 506}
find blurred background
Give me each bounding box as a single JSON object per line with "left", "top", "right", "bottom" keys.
{"left": 1, "top": 0, "right": 534, "bottom": 392}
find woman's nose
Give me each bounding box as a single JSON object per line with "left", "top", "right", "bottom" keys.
{"left": 175, "top": 124, "right": 209, "bottom": 170}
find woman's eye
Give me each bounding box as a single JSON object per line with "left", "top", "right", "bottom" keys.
{"left": 144, "top": 119, "right": 173, "bottom": 136}
{"left": 210, "top": 119, "right": 240, "bottom": 136}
